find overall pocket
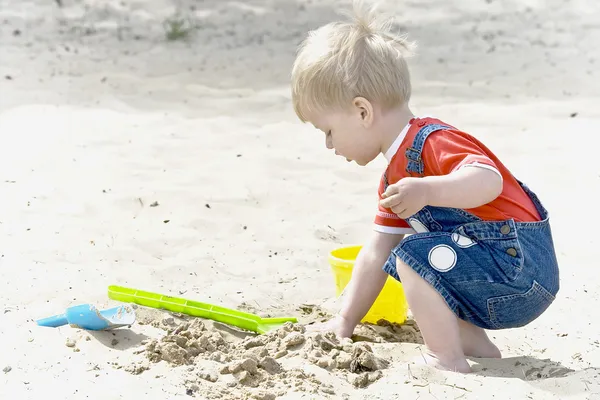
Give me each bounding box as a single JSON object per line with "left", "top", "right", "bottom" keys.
{"left": 483, "top": 236, "right": 524, "bottom": 282}
{"left": 454, "top": 224, "right": 524, "bottom": 283}
{"left": 487, "top": 280, "right": 556, "bottom": 329}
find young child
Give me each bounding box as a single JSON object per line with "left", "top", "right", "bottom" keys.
{"left": 291, "top": 2, "right": 560, "bottom": 373}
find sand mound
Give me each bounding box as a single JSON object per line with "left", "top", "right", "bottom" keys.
{"left": 122, "top": 314, "right": 395, "bottom": 399}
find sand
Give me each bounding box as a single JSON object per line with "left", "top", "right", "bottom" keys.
{"left": 1, "top": 0, "right": 600, "bottom": 398}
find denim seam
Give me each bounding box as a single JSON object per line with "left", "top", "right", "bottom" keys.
{"left": 489, "top": 280, "right": 556, "bottom": 304}
{"left": 486, "top": 280, "right": 555, "bottom": 329}
{"left": 514, "top": 219, "right": 552, "bottom": 229}
{"left": 400, "top": 231, "right": 449, "bottom": 243}
{"left": 418, "top": 208, "right": 444, "bottom": 231}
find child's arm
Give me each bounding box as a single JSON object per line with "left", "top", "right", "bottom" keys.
{"left": 309, "top": 231, "right": 404, "bottom": 337}
{"left": 424, "top": 166, "right": 502, "bottom": 208}
{"left": 380, "top": 167, "right": 502, "bottom": 218}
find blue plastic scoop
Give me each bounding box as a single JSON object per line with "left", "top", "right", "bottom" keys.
{"left": 36, "top": 304, "right": 136, "bottom": 331}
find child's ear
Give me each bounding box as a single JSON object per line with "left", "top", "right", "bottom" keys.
{"left": 353, "top": 97, "right": 374, "bottom": 127}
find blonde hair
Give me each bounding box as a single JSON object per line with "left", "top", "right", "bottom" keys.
{"left": 291, "top": 1, "right": 415, "bottom": 122}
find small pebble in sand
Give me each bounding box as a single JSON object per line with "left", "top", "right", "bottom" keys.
{"left": 65, "top": 339, "right": 76, "bottom": 348}
{"left": 235, "top": 358, "right": 258, "bottom": 374}
{"left": 348, "top": 370, "right": 382, "bottom": 388}
{"left": 234, "top": 370, "right": 252, "bottom": 385}
{"left": 320, "top": 385, "right": 336, "bottom": 395}
{"left": 283, "top": 332, "right": 304, "bottom": 348}
{"left": 350, "top": 352, "right": 376, "bottom": 372}
{"left": 316, "top": 357, "right": 332, "bottom": 369}
{"left": 259, "top": 357, "right": 281, "bottom": 374}
{"left": 3, "top": 366, "right": 11, "bottom": 373}
{"left": 149, "top": 342, "right": 188, "bottom": 365}
{"left": 198, "top": 370, "right": 218, "bottom": 383}
{"left": 277, "top": 329, "right": 288, "bottom": 339}
{"left": 250, "top": 389, "right": 276, "bottom": 400}
{"left": 209, "top": 351, "right": 228, "bottom": 363}
{"left": 221, "top": 358, "right": 258, "bottom": 375}
{"left": 314, "top": 332, "right": 339, "bottom": 351}
{"left": 273, "top": 349, "right": 287, "bottom": 359}
{"left": 244, "top": 336, "right": 267, "bottom": 349}
{"left": 244, "top": 346, "right": 268, "bottom": 360}
{"left": 225, "top": 379, "right": 238, "bottom": 388}
{"left": 348, "top": 372, "right": 369, "bottom": 388}
{"left": 124, "top": 363, "right": 149, "bottom": 375}
{"left": 219, "top": 364, "right": 231, "bottom": 374}
{"left": 335, "top": 352, "right": 352, "bottom": 369}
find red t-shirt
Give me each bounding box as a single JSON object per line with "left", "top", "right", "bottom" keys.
{"left": 374, "top": 117, "right": 541, "bottom": 235}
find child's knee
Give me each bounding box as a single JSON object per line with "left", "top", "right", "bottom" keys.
{"left": 395, "top": 256, "right": 408, "bottom": 272}
{"left": 394, "top": 256, "right": 433, "bottom": 286}
{"left": 394, "top": 256, "right": 430, "bottom": 292}
{"left": 394, "top": 256, "right": 417, "bottom": 283}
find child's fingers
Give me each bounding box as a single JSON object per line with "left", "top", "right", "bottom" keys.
{"left": 380, "top": 195, "right": 400, "bottom": 209}
{"left": 379, "top": 197, "right": 392, "bottom": 208}
{"left": 381, "top": 185, "right": 399, "bottom": 199}
{"left": 395, "top": 207, "right": 410, "bottom": 218}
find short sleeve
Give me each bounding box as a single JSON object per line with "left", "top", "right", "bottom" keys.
{"left": 373, "top": 171, "right": 415, "bottom": 235}
{"left": 421, "top": 130, "right": 502, "bottom": 178}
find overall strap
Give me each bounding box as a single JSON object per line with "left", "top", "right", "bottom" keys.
{"left": 405, "top": 123, "right": 451, "bottom": 176}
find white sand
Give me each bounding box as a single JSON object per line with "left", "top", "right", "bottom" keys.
{"left": 1, "top": 0, "right": 600, "bottom": 398}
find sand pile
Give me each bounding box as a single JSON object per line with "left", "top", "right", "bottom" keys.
{"left": 122, "top": 315, "right": 397, "bottom": 399}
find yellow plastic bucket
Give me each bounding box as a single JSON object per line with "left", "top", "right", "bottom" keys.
{"left": 328, "top": 245, "right": 408, "bottom": 325}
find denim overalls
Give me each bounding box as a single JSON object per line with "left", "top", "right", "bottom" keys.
{"left": 382, "top": 124, "right": 560, "bottom": 330}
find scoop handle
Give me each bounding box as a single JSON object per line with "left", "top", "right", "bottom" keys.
{"left": 37, "top": 313, "right": 68, "bottom": 327}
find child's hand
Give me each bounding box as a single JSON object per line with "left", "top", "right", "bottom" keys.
{"left": 380, "top": 177, "right": 430, "bottom": 218}
{"left": 305, "top": 314, "right": 354, "bottom": 338}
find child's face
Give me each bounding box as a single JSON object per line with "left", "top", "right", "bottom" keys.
{"left": 308, "top": 100, "right": 382, "bottom": 166}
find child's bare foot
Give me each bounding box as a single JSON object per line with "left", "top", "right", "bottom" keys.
{"left": 463, "top": 339, "right": 501, "bottom": 359}
{"left": 414, "top": 349, "right": 472, "bottom": 373}
{"left": 457, "top": 319, "right": 501, "bottom": 359}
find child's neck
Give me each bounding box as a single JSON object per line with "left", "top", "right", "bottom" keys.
{"left": 379, "top": 104, "right": 415, "bottom": 156}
